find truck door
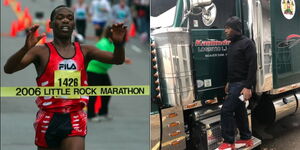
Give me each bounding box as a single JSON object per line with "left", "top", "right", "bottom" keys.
{"left": 271, "top": 0, "right": 300, "bottom": 88}
{"left": 189, "top": 0, "right": 241, "bottom": 105}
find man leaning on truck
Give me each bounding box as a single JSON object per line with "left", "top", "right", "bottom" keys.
{"left": 217, "top": 16, "right": 257, "bottom": 150}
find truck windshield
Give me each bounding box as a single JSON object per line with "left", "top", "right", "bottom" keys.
{"left": 151, "top": 0, "right": 177, "bottom": 17}
{"left": 150, "top": 0, "right": 177, "bottom": 28}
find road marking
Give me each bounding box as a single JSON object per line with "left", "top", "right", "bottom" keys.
{"left": 130, "top": 45, "right": 142, "bottom": 53}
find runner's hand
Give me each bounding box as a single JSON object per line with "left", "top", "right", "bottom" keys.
{"left": 24, "top": 24, "right": 46, "bottom": 49}
{"left": 111, "top": 23, "right": 127, "bottom": 44}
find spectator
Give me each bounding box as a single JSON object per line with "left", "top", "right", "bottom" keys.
{"left": 65, "top": 0, "right": 72, "bottom": 7}
{"left": 134, "top": 0, "right": 149, "bottom": 34}
{"left": 87, "top": 26, "right": 132, "bottom": 121}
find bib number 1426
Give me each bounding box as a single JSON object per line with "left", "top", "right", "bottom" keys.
{"left": 57, "top": 78, "right": 79, "bottom": 87}
{"left": 54, "top": 70, "right": 81, "bottom": 99}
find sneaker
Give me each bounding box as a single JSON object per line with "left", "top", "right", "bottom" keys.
{"left": 89, "top": 116, "right": 101, "bottom": 122}
{"left": 235, "top": 139, "right": 253, "bottom": 147}
{"left": 216, "top": 143, "right": 235, "bottom": 150}
{"left": 104, "top": 114, "right": 113, "bottom": 121}
{"left": 98, "top": 115, "right": 113, "bottom": 121}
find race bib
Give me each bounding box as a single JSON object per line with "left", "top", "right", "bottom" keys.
{"left": 54, "top": 70, "right": 81, "bottom": 99}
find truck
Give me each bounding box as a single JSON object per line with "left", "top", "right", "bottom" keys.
{"left": 150, "top": 0, "right": 300, "bottom": 150}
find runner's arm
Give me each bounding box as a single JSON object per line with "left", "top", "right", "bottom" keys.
{"left": 4, "top": 24, "right": 45, "bottom": 74}
{"left": 84, "top": 44, "right": 125, "bottom": 65}
{"left": 85, "top": 23, "right": 126, "bottom": 64}
{"left": 4, "top": 46, "right": 40, "bottom": 74}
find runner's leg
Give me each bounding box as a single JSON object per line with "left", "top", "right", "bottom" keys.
{"left": 38, "top": 147, "right": 59, "bottom": 150}
{"left": 60, "top": 136, "right": 85, "bottom": 150}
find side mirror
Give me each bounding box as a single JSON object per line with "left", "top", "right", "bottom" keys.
{"left": 191, "top": 0, "right": 212, "bottom": 7}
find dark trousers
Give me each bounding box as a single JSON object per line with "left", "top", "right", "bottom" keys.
{"left": 87, "top": 72, "right": 111, "bottom": 118}
{"left": 65, "top": 0, "right": 71, "bottom": 7}
{"left": 221, "top": 82, "right": 252, "bottom": 143}
{"left": 76, "top": 19, "right": 86, "bottom": 38}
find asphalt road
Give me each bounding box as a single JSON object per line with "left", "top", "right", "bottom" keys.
{"left": 1, "top": 0, "right": 150, "bottom": 150}
{"left": 259, "top": 111, "right": 300, "bottom": 150}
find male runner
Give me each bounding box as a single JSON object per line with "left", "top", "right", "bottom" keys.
{"left": 4, "top": 5, "right": 126, "bottom": 150}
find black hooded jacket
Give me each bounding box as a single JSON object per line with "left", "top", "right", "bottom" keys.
{"left": 227, "top": 35, "right": 257, "bottom": 89}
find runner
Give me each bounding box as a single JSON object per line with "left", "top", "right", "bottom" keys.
{"left": 72, "top": 0, "right": 89, "bottom": 38}
{"left": 89, "top": 0, "right": 112, "bottom": 40}
{"left": 4, "top": 5, "right": 126, "bottom": 150}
